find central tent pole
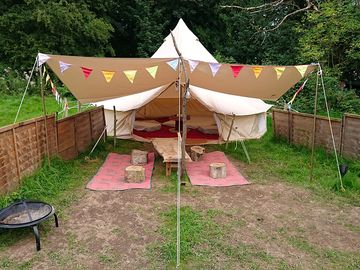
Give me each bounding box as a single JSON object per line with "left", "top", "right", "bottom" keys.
{"left": 170, "top": 32, "right": 189, "bottom": 176}
{"left": 170, "top": 30, "right": 190, "bottom": 269}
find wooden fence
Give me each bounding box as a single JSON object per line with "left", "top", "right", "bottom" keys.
{"left": 0, "top": 106, "right": 106, "bottom": 194}
{"left": 272, "top": 109, "right": 360, "bottom": 159}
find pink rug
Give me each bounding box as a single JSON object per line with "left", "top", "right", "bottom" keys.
{"left": 86, "top": 152, "right": 154, "bottom": 191}
{"left": 186, "top": 151, "right": 250, "bottom": 187}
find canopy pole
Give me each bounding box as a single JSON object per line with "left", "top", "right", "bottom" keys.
{"left": 39, "top": 61, "right": 50, "bottom": 165}
{"left": 240, "top": 140, "right": 251, "bottom": 164}
{"left": 170, "top": 30, "right": 191, "bottom": 269}
{"left": 309, "top": 69, "right": 319, "bottom": 181}
{"left": 318, "top": 64, "right": 344, "bottom": 191}
{"left": 170, "top": 31, "right": 189, "bottom": 177}
{"left": 13, "top": 57, "right": 37, "bottom": 124}
{"left": 225, "top": 114, "right": 236, "bottom": 149}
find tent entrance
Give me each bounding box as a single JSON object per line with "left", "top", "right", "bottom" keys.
{"left": 133, "top": 93, "right": 220, "bottom": 144}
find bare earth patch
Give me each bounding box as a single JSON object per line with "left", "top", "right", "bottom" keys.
{"left": 0, "top": 156, "right": 359, "bottom": 269}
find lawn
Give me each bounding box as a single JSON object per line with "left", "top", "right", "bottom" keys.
{"left": 0, "top": 94, "right": 91, "bottom": 127}
{"left": 0, "top": 123, "right": 359, "bottom": 269}
{"left": 0, "top": 100, "right": 359, "bottom": 269}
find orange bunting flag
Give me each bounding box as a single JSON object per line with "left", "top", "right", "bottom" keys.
{"left": 124, "top": 70, "right": 137, "bottom": 83}
{"left": 102, "top": 71, "right": 115, "bottom": 83}
{"left": 274, "top": 67, "right": 286, "bottom": 80}
{"left": 295, "top": 65, "right": 308, "bottom": 77}
{"left": 146, "top": 66, "right": 158, "bottom": 79}
{"left": 81, "top": 67, "right": 93, "bottom": 79}
{"left": 230, "top": 65, "right": 244, "bottom": 78}
{"left": 252, "top": 66, "right": 263, "bottom": 79}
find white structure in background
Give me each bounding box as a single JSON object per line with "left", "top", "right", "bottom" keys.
{"left": 95, "top": 19, "right": 272, "bottom": 142}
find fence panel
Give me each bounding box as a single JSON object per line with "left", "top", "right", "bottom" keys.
{"left": 341, "top": 114, "right": 360, "bottom": 159}
{"left": 0, "top": 106, "right": 105, "bottom": 194}
{"left": 272, "top": 109, "right": 359, "bottom": 159}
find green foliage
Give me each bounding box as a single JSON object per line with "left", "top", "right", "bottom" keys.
{"left": 280, "top": 75, "right": 360, "bottom": 116}
{"left": 297, "top": 0, "right": 360, "bottom": 81}
{"left": 0, "top": 0, "right": 114, "bottom": 69}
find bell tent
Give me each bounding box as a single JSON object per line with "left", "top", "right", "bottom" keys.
{"left": 40, "top": 19, "right": 315, "bottom": 144}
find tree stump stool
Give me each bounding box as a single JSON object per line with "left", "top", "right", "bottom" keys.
{"left": 209, "top": 162, "right": 226, "bottom": 179}
{"left": 131, "top": 149, "right": 148, "bottom": 165}
{"left": 125, "top": 165, "right": 145, "bottom": 183}
{"left": 190, "top": 146, "right": 205, "bottom": 161}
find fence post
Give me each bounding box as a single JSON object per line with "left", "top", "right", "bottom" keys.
{"left": 272, "top": 110, "right": 276, "bottom": 136}
{"left": 102, "top": 107, "right": 107, "bottom": 142}
{"left": 340, "top": 114, "right": 346, "bottom": 156}
{"left": 288, "top": 111, "right": 293, "bottom": 143}
{"left": 11, "top": 128, "right": 21, "bottom": 183}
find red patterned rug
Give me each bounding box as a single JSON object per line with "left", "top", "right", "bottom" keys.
{"left": 186, "top": 151, "right": 250, "bottom": 187}
{"left": 87, "top": 152, "right": 154, "bottom": 191}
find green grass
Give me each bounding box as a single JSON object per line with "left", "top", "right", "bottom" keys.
{"left": 148, "top": 206, "right": 299, "bottom": 269}
{"left": 0, "top": 94, "right": 92, "bottom": 127}
{"left": 210, "top": 119, "right": 360, "bottom": 205}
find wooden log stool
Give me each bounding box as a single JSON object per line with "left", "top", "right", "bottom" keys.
{"left": 131, "top": 149, "right": 148, "bottom": 165}
{"left": 125, "top": 165, "right": 145, "bottom": 183}
{"left": 190, "top": 146, "right": 205, "bottom": 161}
{"left": 209, "top": 162, "right": 226, "bottom": 179}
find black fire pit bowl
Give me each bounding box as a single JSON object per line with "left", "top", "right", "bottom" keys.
{"left": 0, "top": 200, "right": 59, "bottom": 251}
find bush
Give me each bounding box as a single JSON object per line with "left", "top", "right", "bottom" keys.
{"left": 0, "top": 63, "right": 38, "bottom": 95}
{"left": 279, "top": 74, "right": 360, "bottom": 117}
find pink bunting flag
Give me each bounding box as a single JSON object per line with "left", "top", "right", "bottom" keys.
{"left": 230, "top": 65, "right": 244, "bottom": 78}
{"left": 81, "top": 67, "right": 93, "bottom": 79}
{"left": 209, "top": 63, "right": 221, "bottom": 77}
{"left": 59, "top": 61, "right": 72, "bottom": 73}
{"left": 188, "top": 60, "right": 199, "bottom": 73}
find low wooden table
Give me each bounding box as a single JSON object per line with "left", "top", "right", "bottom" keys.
{"left": 152, "top": 138, "right": 192, "bottom": 176}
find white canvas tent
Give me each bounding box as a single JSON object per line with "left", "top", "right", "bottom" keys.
{"left": 95, "top": 19, "right": 273, "bottom": 143}
{"left": 41, "top": 19, "right": 315, "bottom": 144}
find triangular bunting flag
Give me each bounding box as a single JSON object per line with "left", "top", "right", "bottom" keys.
{"left": 188, "top": 60, "right": 199, "bottom": 73}
{"left": 230, "top": 65, "right": 244, "bottom": 78}
{"left": 167, "top": 59, "right": 179, "bottom": 71}
{"left": 295, "top": 65, "right": 308, "bottom": 77}
{"left": 37, "top": 53, "right": 50, "bottom": 67}
{"left": 102, "top": 71, "right": 115, "bottom": 83}
{"left": 209, "top": 63, "right": 221, "bottom": 77}
{"left": 146, "top": 66, "right": 158, "bottom": 79}
{"left": 59, "top": 61, "right": 72, "bottom": 73}
{"left": 124, "top": 70, "right": 137, "bottom": 83}
{"left": 81, "top": 67, "right": 93, "bottom": 79}
{"left": 45, "top": 74, "right": 50, "bottom": 85}
{"left": 274, "top": 67, "right": 286, "bottom": 80}
{"left": 252, "top": 66, "right": 263, "bottom": 79}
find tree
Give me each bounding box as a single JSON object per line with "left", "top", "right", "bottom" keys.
{"left": 0, "top": 0, "right": 114, "bottom": 69}
{"left": 297, "top": 0, "right": 360, "bottom": 82}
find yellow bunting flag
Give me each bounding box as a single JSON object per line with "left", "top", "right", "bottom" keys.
{"left": 102, "top": 71, "right": 115, "bottom": 83}
{"left": 274, "top": 67, "right": 286, "bottom": 80}
{"left": 295, "top": 65, "right": 308, "bottom": 77}
{"left": 146, "top": 66, "right": 158, "bottom": 79}
{"left": 252, "top": 66, "right": 263, "bottom": 79}
{"left": 123, "top": 70, "right": 137, "bottom": 83}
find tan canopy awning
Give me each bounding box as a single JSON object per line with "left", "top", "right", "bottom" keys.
{"left": 44, "top": 53, "right": 316, "bottom": 103}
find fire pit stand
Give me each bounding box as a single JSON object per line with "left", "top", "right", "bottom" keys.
{"left": 0, "top": 200, "right": 59, "bottom": 251}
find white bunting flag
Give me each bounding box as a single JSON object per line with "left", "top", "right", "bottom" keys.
{"left": 167, "top": 59, "right": 179, "bottom": 71}
{"left": 37, "top": 53, "right": 50, "bottom": 67}
{"left": 45, "top": 74, "right": 50, "bottom": 85}
{"left": 59, "top": 61, "right": 72, "bottom": 73}
{"left": 209, "top": 63, "right": 221, "bottom": 77}
{"left": 188, "top": 60, "right": 199, "bottom": 73}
